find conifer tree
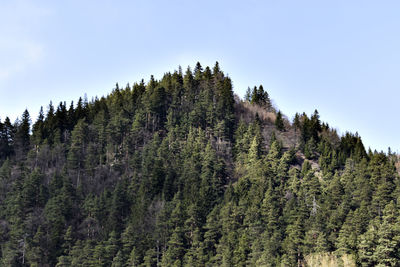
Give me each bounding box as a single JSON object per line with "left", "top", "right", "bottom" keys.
{"left": 14, "top": 109, "right": 31, "bottom": 159}
{"left": 67, "top": 119, "right": 88, "bottom": 186}
{"left": 275, "top": 110, "right": 285, "bottom": 131}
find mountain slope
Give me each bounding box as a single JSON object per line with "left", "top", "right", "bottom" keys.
{"left": 0, "top": 62, "right": 399, "bottom": 266}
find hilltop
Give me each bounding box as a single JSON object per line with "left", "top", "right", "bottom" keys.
{"left": 0, "top": 62, "right": 399, "bottom": 266}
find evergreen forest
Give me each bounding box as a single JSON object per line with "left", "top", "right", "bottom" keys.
{"left": 1, "top": 62, "right": 400, "bottom": 266}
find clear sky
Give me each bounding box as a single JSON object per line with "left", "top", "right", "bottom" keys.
{"left": 1, "top": 0, "right": 399, "bottom": 152}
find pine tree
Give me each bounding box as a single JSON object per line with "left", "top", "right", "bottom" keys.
{"left": 111, "top": 250, "right": 124, "bottom": 267}
{"left": 373, "top": 201, "right": 400, "bottom": 266}
{"left": 275, "top": 110, "right": 285, "bottom": 131}
{"left": 32, "top": 107, "right": 45, "bottom": 148}
{"left": 0, "top": 117, "right": 14, "bottom": 159}
{"left": 127, "top": 247, "right": 140, "bottom": 266}
{"left": 26, "top": 226, "right": 47, "bottom": 266}
{"left": 62, "top": 226, "right": 74, "bottom": 256}
{"left": 67, "top": 119, "right": 88, "bottom": 186}
{"left": 293, "top": 113, "right": 301, "bottom": 132}
{"left": 14, "top": 109, "right": 31, "bottom": 159}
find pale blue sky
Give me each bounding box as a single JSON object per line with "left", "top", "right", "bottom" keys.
{"left": 1, "top": 0, "right": 399, "bottom": 152}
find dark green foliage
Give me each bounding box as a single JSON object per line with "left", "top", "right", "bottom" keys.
{"left": 248, "top": 85, "right": 272, "bottom": 109}
{"left": 275, "top": 110, "right": 284, "bottom": 131}
{"left": 14, "top": 109, "right": 31, "bottom": 160}
{"left": 0, "top": 63, "right": 399, "bottom": 266}
{"left": 0, "top": 117, "right": 14, "bottom": 159}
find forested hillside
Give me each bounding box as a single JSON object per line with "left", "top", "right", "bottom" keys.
{"left": 1, "top": 62, "right": 399, "bottom": 266}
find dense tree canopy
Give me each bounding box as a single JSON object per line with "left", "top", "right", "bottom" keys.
{"left": 0, "top": 62, "right": 399, "bottom": 266}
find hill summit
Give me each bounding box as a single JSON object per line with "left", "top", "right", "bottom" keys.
{"left": 0, "top": 62, "right": 399, "bottom": 266}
